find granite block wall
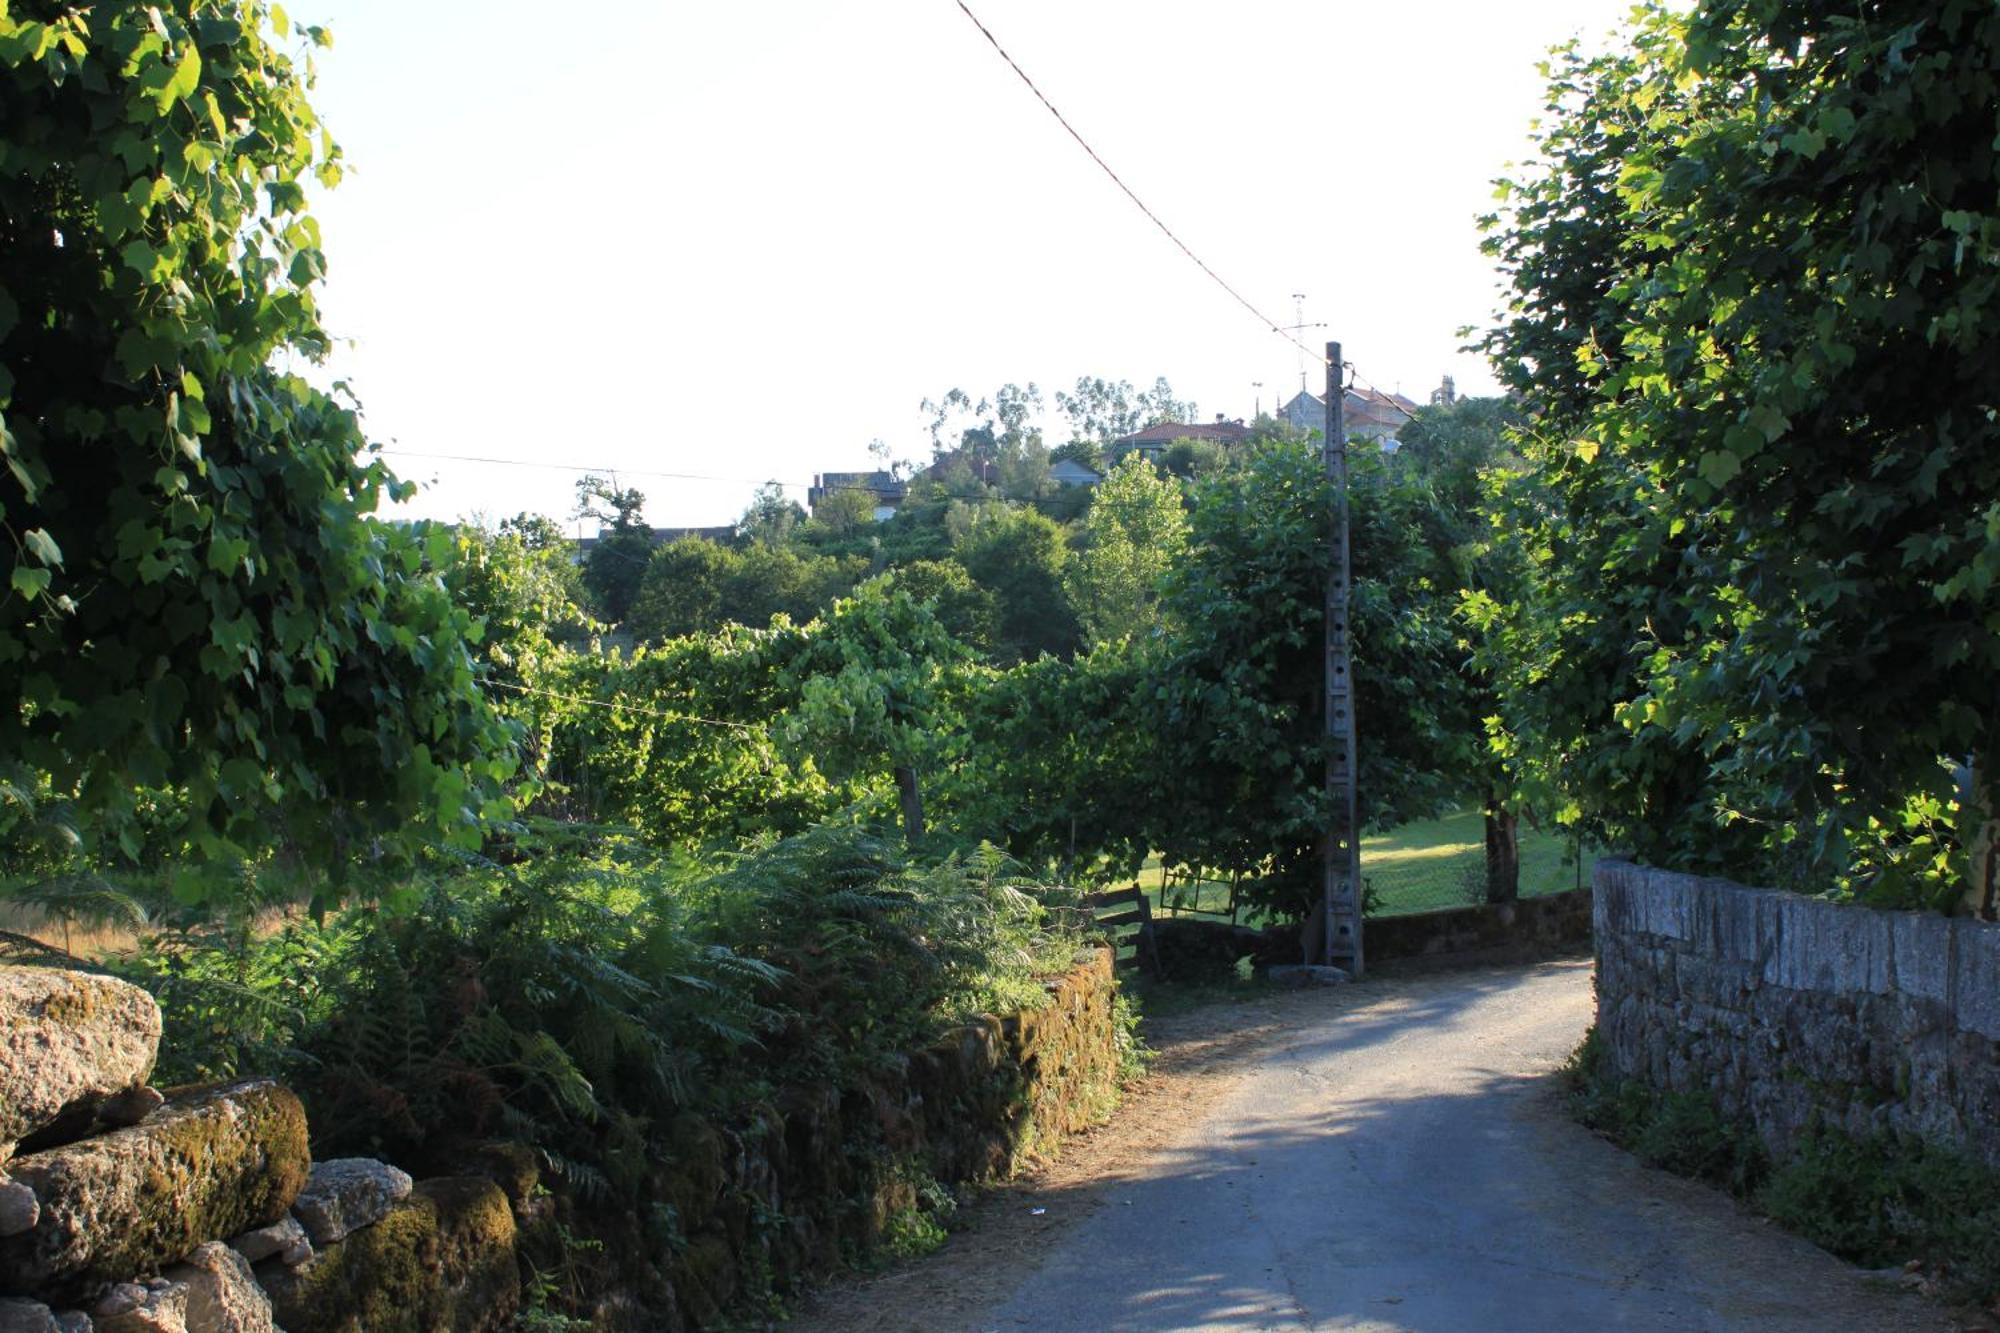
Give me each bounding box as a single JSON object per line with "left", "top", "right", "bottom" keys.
{"left": 1593, "top": 860, "right": 2000, "bottom": 1168}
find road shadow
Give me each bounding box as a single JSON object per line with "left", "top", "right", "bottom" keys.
{"left": 973, "top": 964, "right": 1942, "bottom": 1333}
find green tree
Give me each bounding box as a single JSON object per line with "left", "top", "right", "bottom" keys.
{"left": 625, "top": 537, "right": 738, "bottom": 643}
{"left": 954, "top": 640, "right": 1157, "bottom": 876}
{"left": 772, "top": 584, "right": 971, "bottom": 844}
{"left": 868, "top": 561, "right": 999, "bottom": 658}
{"left": 0, "top": 2, "right": 512, "bottom": 884}
{"left": 1396, "top": 398, "right": 1532, "bottom": 899}
{"left": 534, "top": 631, "right": 839, "bottom": 847}
{"left": 625, "top": 538, "right": 864, "bottom": 642}
{"left": 1482, "top": 0, "right": 2000, "bottom": 908}
{"left": 1147, "top": 443, "right": 1469, "bottom": 916}
{"left": 1053, "top": 375, "right": 1196, "bottom": 449}
{"left": 447, "top": 519, "right": 594, "bottom": 681}
{"left": 721, "top": 543, "right": 863, "bottom": 630}
{"left": 575, "top": 476, "right": 651, "bottom": 624}
{"left": 803, "top": 485, "right": 877, "bottom": 538}
{"left": 1161, "top": 438, "right": 1226, "bottom": 480}
{"left": 952, "top": 505, "right": 1082, "bottom": 663}
{"left": 1064, "top": 455, "right": 1188, "bottom": 647}
{"left": 738, "top": 482, "right": 806, "bottom": 547}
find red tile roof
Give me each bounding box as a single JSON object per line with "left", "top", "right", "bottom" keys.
{"left": 1114, "top": 420, "right": 1250, "bottom": 445}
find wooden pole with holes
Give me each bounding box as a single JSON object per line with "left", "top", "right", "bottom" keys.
{"left": 1322, "top": 341, "right": 1364, "bottom": 975}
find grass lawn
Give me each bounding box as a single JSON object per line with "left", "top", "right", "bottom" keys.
{"left": 1360, "top": 808, "right": 1584, "bottom": 917}
{"left": 1131, "top": 809, "right": 1587, "bottom": 922}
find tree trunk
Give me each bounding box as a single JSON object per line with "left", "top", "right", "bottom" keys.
{"left": 1484, "top": 792, "right": 1520, "bottom": 904}
{"left": 894, "top": 765, "right": 926, "bottom": 846}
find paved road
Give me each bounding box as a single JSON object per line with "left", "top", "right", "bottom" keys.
{"left": 975, "top": 961, "right": 1942, "bottom": 1332}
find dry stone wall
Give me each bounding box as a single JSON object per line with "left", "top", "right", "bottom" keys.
{"left": 0, "top": 947, "right": 1125, "bottom": 1331}
{"left": 568, "top": 946, "right": 1124, "bottom": 1329}
{"left": 0, "top": 965, "right": 520, "bottom": 1332}
{"left": 1594, "top": 860, "right": 2000, "bottom": 1168}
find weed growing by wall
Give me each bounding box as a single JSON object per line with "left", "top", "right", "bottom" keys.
{"left": 1565, "top": 1027, "right": 2000, "bottom": 1302}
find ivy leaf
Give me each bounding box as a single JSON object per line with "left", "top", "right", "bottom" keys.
{"left": 10, "top": 567, "right": 51, "bottom": 599}
{"left": 23, "top": 528, "right": 62, "bottom": 566}
{"left": 1698, "top": 451, "right": 1742, "bottom": 487}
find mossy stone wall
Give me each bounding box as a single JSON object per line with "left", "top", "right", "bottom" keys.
{"left": 534, "top": 947, "right": 1123, "bottom": 1330}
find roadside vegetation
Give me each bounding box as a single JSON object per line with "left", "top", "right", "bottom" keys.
{"left": 1566, "top": 1029, "right": 2000, "bottom": 1305}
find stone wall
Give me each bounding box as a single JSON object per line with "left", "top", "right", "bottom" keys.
{"left": 573, "top": 947, "right": 1122, "bottom": 1329}
{"left": 0, "top": 948, "right": 1124, "bottom": 1332}
{"left": 1594, "top": 859, "right": 2000, "bottom": 1169}
{"left": 1365, "top": 888, "right": 1593, "bottom": 965}
{"left": 1155, "top": 889, "right": 1593, "bottom": 981}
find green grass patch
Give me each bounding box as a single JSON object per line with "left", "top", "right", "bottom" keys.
{"left": 1361, "top": 809, "right": 1584, "bottom": 917}
{"left": 1129, "top": 810, "right": 1589, "bottom": 924}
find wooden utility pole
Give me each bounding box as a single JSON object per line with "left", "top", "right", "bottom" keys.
{"left": 1322, "top": 342, "right": 1364, "bottom": 975}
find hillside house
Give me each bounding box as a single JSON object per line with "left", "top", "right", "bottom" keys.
{"left": 1049, "top": 457, "right": 1103, "bottom": 487}
{"left": 808, "top": 470, "right": 904, "bottom": 521}
{"left": 1111, "top": 417, "right": 1250, "bottom": 463}
{"left": 1277, "top": 384, "right": 1427, "bottom": 446}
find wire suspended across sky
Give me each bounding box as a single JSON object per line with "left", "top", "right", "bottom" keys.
{"left": 376, "top": 448, "right": 1229, "bottom": 517}
{"left": 951, "top": 0, "right": 1338, "bottom": 375}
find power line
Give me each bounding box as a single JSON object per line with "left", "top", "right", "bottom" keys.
{"left": 951, "top": 0, "right": 1331, "bottom": 371}
{"left": 379, "top": 448, "right": 1218, "bottom": 517}
{"left": 951, "top": 4, "right": 1462, "bottom": 417}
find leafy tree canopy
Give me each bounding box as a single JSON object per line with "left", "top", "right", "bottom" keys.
{"left": 950, "top": 504, "right": 1081, "bottom": 664}
{"left": 1064, "top": 455, "right": 1187, "bottom": 648}
{"left": 0, "top": 1, "right": 512, "bottom": 886}
{"left": 574, "top": 475, "right": 651, "bottom": 624}
{"left": 1482, "top": 0, "right": 2000, "bottom": 903}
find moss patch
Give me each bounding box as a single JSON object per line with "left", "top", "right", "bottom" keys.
{"left": 261, "top": 1176, "right": 518, "bottom": 1333}
{"left": 0, "top": 1078, "right": 308, "bottom": 1302}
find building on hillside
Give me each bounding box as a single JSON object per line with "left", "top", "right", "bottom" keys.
{"left": 1049, "top": 457, "right": 1103, "bottom": 488}
{"left": 807, "top": 470, "right": 905, "bottom": 522}
{"left": 1110, "top": 417, "right": 1250, "bottom": 464}
{"left": 1276, "top": 382, "right": 1432, "bottom": 446}
{"left": 574, "top": 525, "right": 736, "bottom": 558}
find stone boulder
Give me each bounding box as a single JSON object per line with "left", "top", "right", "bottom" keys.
{"left": 291, "top": 1159, "right": 413, "bottom": 1247}
{"left": 258, "top": 1177, "right": 517, "bottom": 1333}
{"left": 0, "top": 967, "right": 161, "bottom": 1159}
{"left": 0, "top": 1176, "right": 38, "bottom": 1236}
{"left": 92, "top": 1279, "right": 188, "bottom": 1333}
{"left": 0, "top": 1298, "right": 64, "bottom": 1333}
{"left": 0, "top": 1301, "right": 88, "bottom": 1333}
{"left": 165, "top": 1241, "right": 278, "bottom": 1333}
{"left": 0, "top": 1079, "right": 310, "bottom": 1303}
{"left": 229, "top": 1217, "right": 311, "bottom": 1267}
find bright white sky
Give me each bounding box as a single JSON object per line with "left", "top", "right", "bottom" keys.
{"left": 302, "top": 0, "right": 1630, "bottom": 530}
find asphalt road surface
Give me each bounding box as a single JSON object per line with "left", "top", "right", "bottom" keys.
{"left": 966, "top": 960, "right": 1943, "bottom": 1332}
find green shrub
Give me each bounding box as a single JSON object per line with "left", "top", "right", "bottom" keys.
{"left": 1565, "top": 1027, "right": 1766, "bottom": 1194}
{"left": 1566, "top": 1026, "right": 2000, "bottom": 1302}
{"left": 1630, "top": 1092, "right": 1766, "bottom": 1196}
{"left": 1762, "top": 1132, "right": 2000, "bottom": 1300}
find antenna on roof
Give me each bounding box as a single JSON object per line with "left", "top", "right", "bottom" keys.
{"left": 1281, "top": 293, "right": 1326, "bottom": 396}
